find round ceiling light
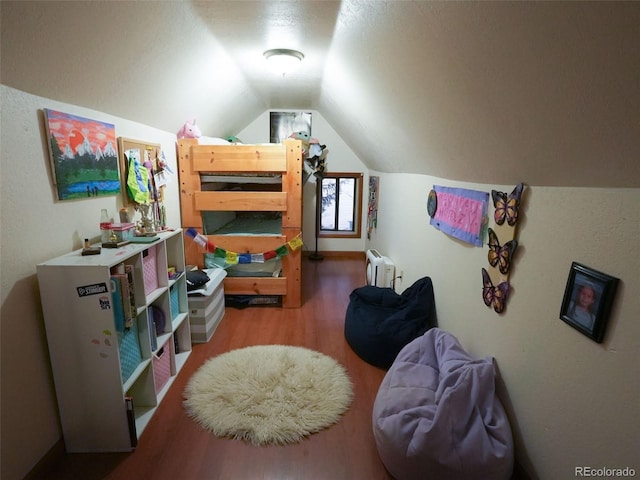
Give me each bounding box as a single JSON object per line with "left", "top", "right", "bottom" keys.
{"left": 263, "top": 48, "right": 304, "bottom": 76}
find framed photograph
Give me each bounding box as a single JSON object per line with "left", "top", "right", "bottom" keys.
{"left": 560, "top": 262, "right": 619, "bottom": 343}
{"left": 269, "top": 111, "right": 311, "bottom": 143}
{"left": 43, "top": 109, "right": 120, "bottom": 200}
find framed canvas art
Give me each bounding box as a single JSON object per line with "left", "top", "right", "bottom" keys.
{"left": 44, "top": 109, "right": 120, "bottom": 200}
{"left": 559, "top": 262, "right": 619, "bottom": 343}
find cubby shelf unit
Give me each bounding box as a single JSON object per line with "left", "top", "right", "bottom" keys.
{"left": 36, "top": 229, "right": 191, "bottom": 452}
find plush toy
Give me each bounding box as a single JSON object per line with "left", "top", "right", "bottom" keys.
{"left": 177, "top": 119, "right": 202, "bottom": 139}
{"left": 177, "top": 119, "right": 239, "bottom": 145}
{"left": 288, "top": 131, "right": 311, "bottom": 155}
{"left": 306, "top": 137, "right": 327, "bottom": 178}
{"left": 308, "top": 137, "right": 325, "bottom": 158}
{"left": 288, "top": 131, "right": 310, "bottom": 143}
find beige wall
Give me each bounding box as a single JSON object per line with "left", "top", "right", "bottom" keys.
{"left": 0, "top": 85, "right": 183, "bottom": 480}
{"left": 368, "top": 172, "right": 639, "bottom": 479}
{"left": 2, "top": 84, "right": 638, "bottom": 479}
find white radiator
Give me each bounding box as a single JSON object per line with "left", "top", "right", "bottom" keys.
{"left": 366, "top": 249, "right": 396, "bottom": 288}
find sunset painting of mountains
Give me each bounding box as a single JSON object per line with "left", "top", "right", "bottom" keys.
{"left": 44, "top": 109, "right": 120, "bottom": 200}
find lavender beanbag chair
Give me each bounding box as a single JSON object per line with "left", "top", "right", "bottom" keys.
{"left": 372, "top": 328, "right": 514, "bottom": 480}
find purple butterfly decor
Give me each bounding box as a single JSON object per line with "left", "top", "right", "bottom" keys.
{"left": 482, "top": 268, "right": 510, "bottom": 314}
{"left": 487, "top": 228, "right": 518, "bottom": 275}
{"left": 492, "top": 182, "right": 524, "bottom": 227}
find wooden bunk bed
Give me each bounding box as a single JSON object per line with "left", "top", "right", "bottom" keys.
{"left": 177, "top": 138, "right": 303, "bottom": 308}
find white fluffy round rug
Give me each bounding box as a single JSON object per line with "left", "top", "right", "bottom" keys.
{"left": 184, "top": 345, "right": 353, "bottom": 446}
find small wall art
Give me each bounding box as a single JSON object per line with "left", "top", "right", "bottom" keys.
{"left": 428, "top": 185, "right": 489, "bottom": 247}
{"left": 367, "top": 176, "right": 379, "bottom": 239}
{"left": 560, "top": 262, "right": 619, "bottom": 343}
{"left": 43, "top": 109, "right": 120, "bottom": 200}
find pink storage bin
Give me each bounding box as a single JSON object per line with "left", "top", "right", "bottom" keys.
{"left": 153, "top": 342, "right": 172, "bottom": 394}
{"left": 142, "top": 246, "right": 158, "bottom": 295}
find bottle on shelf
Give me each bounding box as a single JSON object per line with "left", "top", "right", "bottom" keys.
{"left": 100, "top": 209, "right": 112, "bottom": 244}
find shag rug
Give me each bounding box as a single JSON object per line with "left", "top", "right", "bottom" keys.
{"left": 183, "top": 345, "right": 353, "bottom": 446}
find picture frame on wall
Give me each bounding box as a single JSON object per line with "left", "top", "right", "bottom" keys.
{"left": 269, "top": 111, "right": 311, "bottom": 143}
{"left": 43, "top": 109, "right": 120, "bottom": 200}
{"left": 559, "top": 262, "right": 619, "bottom": 343}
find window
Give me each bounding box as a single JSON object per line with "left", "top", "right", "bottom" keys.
{"left": 317, "top": 172, "right": 363, "bottom": 238}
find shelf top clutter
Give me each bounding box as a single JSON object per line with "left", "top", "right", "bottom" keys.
{"left": 39, "top": 230, "right": 181, "bottom": 268}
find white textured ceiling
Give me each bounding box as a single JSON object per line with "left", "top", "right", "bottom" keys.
{"left": 2, "top": 0, "right": 639, "bottom": 187}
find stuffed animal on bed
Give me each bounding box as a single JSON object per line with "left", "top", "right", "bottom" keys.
{"left": 177, "top": 119, "right": 201, "bottom": 139}
{"left": 177, "top": 119, "right": 236, "bottom": 145}
{"left": 288, "top": 131, "right": 311, "bottom": 155}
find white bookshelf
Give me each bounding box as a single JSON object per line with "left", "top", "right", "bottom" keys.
{"left": 36, "top": 229, "right": 191, "bottom": 452}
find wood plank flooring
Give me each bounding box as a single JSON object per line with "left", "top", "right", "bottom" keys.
{"left": 31, "top": 254, "right": 392, "bottom": 480}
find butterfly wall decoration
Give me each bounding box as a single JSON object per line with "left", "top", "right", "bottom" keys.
{"left": 482, "top": 268, "right": 510, "bottom": 314}
{"left": 482, "top": 183, "right": 525, "bottom": 314}
{"left": 492, "top": 182, "right": 524, "bottom": 227}
{"left": 487, "top": 228, "right": 518, "bottom": 275}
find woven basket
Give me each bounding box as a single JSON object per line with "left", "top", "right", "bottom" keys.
{"left": 153, "top": 343, "right": 172, "bottom": 394}
{"left": 118, "top": 322, "right": 142, "bottom": 383}
{"left": 143, "top": 246, "right": 158, "bottom": 295}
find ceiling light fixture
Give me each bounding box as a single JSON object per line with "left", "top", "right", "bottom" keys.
{"left": 263, "top": 48, "right": 304, "bottom": 76}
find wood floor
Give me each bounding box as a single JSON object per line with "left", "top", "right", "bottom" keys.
{"left": 31, "top": 254, "right": 392, "bottom": 480}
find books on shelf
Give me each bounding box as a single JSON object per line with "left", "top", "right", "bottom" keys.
{"left": 110, "top": 263, "right": 137, "bottom": 331}
{"left": 124, "top": 264, "right": 137, "bottom": 326}
{"left": 148, "top": 307, "right": 158, "bottom": 351}
{"left": 125, "top": 396, "right": 137, "bottom": 448}
{"left": 110, "top": 276, "right": 126, "bottom": 332}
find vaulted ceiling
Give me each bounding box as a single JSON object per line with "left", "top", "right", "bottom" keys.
{"left": 2, "top": 1, "right": 639, "bottom": 187}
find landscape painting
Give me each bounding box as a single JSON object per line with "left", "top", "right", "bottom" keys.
{"left": 44, "top": 109, "right": 120, "bottom": 200}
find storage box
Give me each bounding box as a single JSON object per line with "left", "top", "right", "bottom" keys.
{"left": 188, "top": 268, "right": 226, "bottom": 343}
{"left": 142, "top": 246, "right": 158, "bottom": 295}
{"left": 118, "top": 320, "right": 142, "bottom": 384}
{"left": 109, "top": 223, "right": 135, "bottom": 242}
{"left": 152, "top": 340, "right": 172, "bottom": 395}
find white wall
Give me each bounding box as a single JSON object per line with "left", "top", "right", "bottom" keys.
{"left": 0, "top": 85, "right": 183, "bottom": 480}
{"left": 235, "top": 110, "right": 368, "bottom": 253}
{"left": 368, "top": 172, "right": 640, "bottom": 479}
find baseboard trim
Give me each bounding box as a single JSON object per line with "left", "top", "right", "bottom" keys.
{"left": 303, "top": 251, "right": 365, "bottom": 259}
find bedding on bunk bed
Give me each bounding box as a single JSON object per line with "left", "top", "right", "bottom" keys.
{"left": 203, "top": 212, "right": 282, "bottom": 236}
{"left": 203, "top": 212, "right": 284, "bottom": 278}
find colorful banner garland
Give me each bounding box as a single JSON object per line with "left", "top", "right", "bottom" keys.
{"left": 186, "top": 227, "right": 303, "bottom": 266}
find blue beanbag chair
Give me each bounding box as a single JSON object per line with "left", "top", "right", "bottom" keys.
{"left": 344, "top": 277, "right": 437, "bottom": 369}
{"left": 373, "top": 328, "right": 514, "bottom": 480}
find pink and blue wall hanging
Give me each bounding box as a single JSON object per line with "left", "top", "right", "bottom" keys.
{"left": 428, "top": 186, "right": 489, "bottom": 247}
